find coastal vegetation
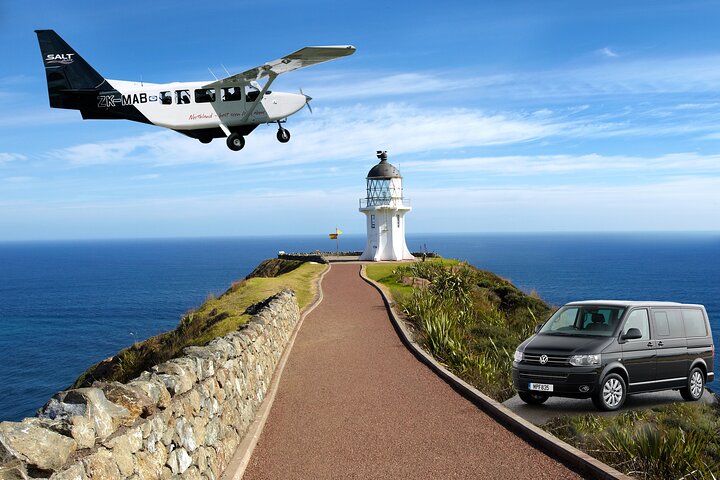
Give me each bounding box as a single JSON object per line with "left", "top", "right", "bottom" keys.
{"left": 368, "top": 259, "right": 720, "bottom": 479}
{"left": 547, "top": 403, "right": 720, "bottom": 478}
{"left": 366, "top": 259, "right": 550, "bottom": 400}
{"left": 72, "top": 259, "right": 325, "bottom": 387}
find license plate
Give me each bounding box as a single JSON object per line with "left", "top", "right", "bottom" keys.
{"left": 529, "top": 382, "right": 553, "bottom": 392}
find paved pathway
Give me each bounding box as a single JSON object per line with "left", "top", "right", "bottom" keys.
{"left": 244, "top": 264, "right": 579, "bottom": 479}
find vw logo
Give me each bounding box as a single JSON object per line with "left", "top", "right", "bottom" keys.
{"left": 539, "top": 354, "right": 549, "bottom": 365}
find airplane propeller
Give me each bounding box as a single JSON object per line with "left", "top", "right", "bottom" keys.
{"left": 300, "top": 88, "right": 313, "bottom": 114}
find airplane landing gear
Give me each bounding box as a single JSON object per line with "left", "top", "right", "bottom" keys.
{"left": 276, "top": 121, "right": 290, "bottom": 143}
{"left": 226, "top": 133, "right": 245, "bottom": 151}
{"left": 276, "top": 128, "right": 291, "bottom": 143}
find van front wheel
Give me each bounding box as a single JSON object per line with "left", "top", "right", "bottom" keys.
{"left": 680, "top": 367, "right": 705, "bottom": 401}
{"left": 592, "top": 373, "right": 626, "bottom": 411}
{"left": 518, "top": 391, "right": 549, "bottom": 405}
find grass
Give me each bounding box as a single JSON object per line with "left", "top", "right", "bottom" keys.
{"left": 365, "top": 258, "right": 458, "bottom": 301}
{"left": 73, "top": 260, "right": 326, "bottom": 387}
{"left": 547, "top": 403, "right": 720, "bottom": 479}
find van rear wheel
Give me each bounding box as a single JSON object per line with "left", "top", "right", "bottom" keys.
{"left": 592, "top": 373, "right": 626, "bottom": 411}
{"left": 518, "top": 391, "right": 549, "bottom": 405}
{"left": 680, "top": 367, "right": 705, "bottom": 401}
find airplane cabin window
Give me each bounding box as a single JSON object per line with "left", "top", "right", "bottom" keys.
{"left": 221, "top": 87, "right": 243, "bottom": 102}
{"left": 246, "top": 87, "right": 260, "bottom": 102}
{"left": 194, "top": 88, "right": 216, "bottom": 103}
{"left": 175, "top": 90, "right": 191, "bottom": 104}
{"left": 159, "top": 91, "right": 172, "bottom": 105}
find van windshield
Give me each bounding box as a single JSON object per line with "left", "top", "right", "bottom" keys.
{"left": 538, "top": 306, "right": 626, "bottom": 337}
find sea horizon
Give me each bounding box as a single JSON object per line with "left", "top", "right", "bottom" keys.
{"left": 2, "top": 230, "right": 720, "bottom": 244}
{"left": 1, "top": 232, "right": 718, "bottom": 421}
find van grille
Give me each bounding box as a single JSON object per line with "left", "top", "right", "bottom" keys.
{"left": 523, "top": 353, "right": 570, "bottom": 366}
{"left": 519, "top": 371, "right": 569, "bottom": 383}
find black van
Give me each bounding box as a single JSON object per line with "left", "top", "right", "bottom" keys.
{"left": 512, "top": 301, "right": 715, "bottom": 411}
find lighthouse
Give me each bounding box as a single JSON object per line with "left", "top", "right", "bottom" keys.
{"left": 359, "top": 151, "right": 414, "bottom": 261}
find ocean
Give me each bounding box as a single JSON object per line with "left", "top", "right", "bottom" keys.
{"left": 0, "top": 233, "right": 718, "bottom": 421}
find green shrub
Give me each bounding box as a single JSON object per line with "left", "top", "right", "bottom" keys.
{"left": 547, "top": 404, "right": 720, "bottom": 479}
{"left": 391, "top": 261, "right": 550, "bottom": 402}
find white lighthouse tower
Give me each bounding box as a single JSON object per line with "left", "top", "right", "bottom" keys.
{"left": 359, "top": 151, "right": 414, "bottom": 261}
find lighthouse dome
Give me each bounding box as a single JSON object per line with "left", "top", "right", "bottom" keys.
{"left": 367, "top": 151, "right": 401, "bottom": 179}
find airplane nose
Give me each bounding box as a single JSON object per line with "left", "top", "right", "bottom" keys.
{"left": 304, "top": 94, "right": 313, "bottom": 102}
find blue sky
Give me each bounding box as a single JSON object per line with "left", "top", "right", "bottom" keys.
{"left": 2, "top": 0, "right": 720, "bottom": 240}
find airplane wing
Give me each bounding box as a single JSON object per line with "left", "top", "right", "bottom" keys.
{"left": 203, "top": 45, "right": 356, "bottom": 88}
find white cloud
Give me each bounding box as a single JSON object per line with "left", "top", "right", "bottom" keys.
{"left": 0, "top": 152, "right": 27, "bottom": 164}
{"left": 43, "top": 104, "right": 560, "bottom": 168}
{"left": 597, "top": 47, "right": 619, "bottom": 58}
{"left": 409, "top": 177, "right": 720, "bottom": 231}
{"left": 404, "top": 152, "right": 720, "bottom": 177}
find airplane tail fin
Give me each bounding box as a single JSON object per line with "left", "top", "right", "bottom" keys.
{"left": 35, "top": 29, "right": 106, "bottom": 109}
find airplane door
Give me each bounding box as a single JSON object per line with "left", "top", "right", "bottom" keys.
{"left": 219, "top": 86, "right": 245, "bottom": 122}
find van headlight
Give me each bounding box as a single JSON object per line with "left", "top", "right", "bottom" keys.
{"left": 569, "top": 354, "right": 601, "bottom": 366}
{"left": 513, "top": 349, "right": 523, "bottom": 362}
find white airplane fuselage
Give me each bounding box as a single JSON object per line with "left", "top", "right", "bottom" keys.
{"left": 104, "top": 80, "right": 308, "bottom": 130}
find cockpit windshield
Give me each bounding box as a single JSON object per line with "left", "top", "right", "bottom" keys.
{"left": 538, "top": 306, "right": 626, "bottom": 337}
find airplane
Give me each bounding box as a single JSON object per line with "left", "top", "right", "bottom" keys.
{"left": 35, "top": 30, "right": 355, "bottom": 151}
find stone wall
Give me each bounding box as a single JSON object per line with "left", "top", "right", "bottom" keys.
{"left": 0, "top": 289, "right": 301, "bottom": 480}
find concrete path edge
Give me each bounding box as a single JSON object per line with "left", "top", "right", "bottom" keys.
{"left": 220, "top": 263, "right": 332, "bottom": 480}
{"left": 359, "top": 265, "right": 633, "bottom": 480}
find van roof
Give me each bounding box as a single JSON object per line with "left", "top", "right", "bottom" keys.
{"left": 565, "top": 300, "right": 705, "bottom": 308}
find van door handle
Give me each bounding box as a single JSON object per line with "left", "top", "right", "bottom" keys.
{"left": 647, "top": 341, "right": 654, "bottom": 347}
{"left": 657, "top": 341, "right": 664, "bottom": 347}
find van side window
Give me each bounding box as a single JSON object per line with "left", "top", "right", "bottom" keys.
{"left": 653, "top": 310, "right": 685, "bottom": 338}
{"left": 682, "top": 309, "right": 707, "bottom": 337}
{"left": 159, "top": 91, "right": 172, "bottom": 105}
{"left": 622, "top": 309, "right": 649, "bottom": 341}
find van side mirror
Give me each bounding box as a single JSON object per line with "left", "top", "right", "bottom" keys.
{"left": 534, "top": 323, "right": 543, "bottom": 334}
{"left": 622, "top": 328, "right": 642, "bottom": 340}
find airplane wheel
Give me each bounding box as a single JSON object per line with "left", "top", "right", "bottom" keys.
{"left": 276, "top": 128, "right": 291, "bottom": 143}
{"left": 226, "top": 133, "right": 245, "bottom": 151}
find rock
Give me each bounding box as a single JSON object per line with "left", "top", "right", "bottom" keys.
{"left": 82, "top": 449, "right": 120, "bottom": 479}
{"left": 167, "top": 448, "right": 192, "bottom": 475}
{"left": 38, "top": 388, "right": 132, "bottom": 440}
{"left": 204, "top": 419, "right": 221, "bottom": 446}
{"left": 181, "top": 466, "right": 201, "bottom": 480}
{"left": 174, "top": 417, "right": 197, "bottom": 452}
{"left": 93, "top": 382, "right": 155, "bottom": 419}
{"left": 0, "top": 420, "right": 76, "bottom": 472}
{"left": 152, "top": 360, "right": 196, "bottom": 396}
{"left": 0, "top": 459, "right": 28, "bottom": 480}
{"left": 70, "top": 416, "right": 95, "bottom": 449}
{"left": 128, "top": 379, "right": 171, "bottom": 409}
{"left": 103, "top": 428, "right": 142, "bottom": 477}
{"left": 49, "top": 464, "right": 86, "bottom": 480}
